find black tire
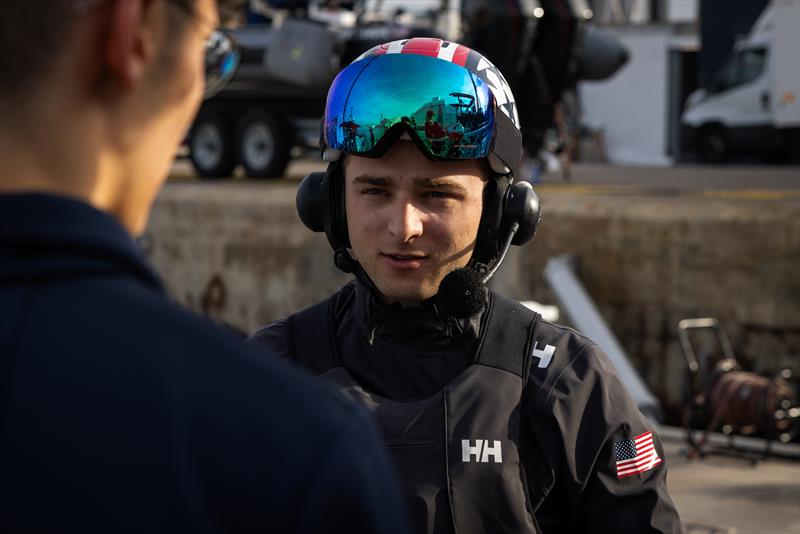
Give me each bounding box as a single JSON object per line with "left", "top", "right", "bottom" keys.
{"left": 236, "top": 111, "right": 291, "bottom": 178}
{"left": 189, "top": 112, "right": 236, "bottom": 179}
{"left": 698, "top": 124, "right": 730, "bottom": 164}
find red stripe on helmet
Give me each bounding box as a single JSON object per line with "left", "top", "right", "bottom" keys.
{"left": 401, "top": 37, "right": 443, "bottom": 57}
{"left": 451, "top": 45, "right": 471, "bottom": 66}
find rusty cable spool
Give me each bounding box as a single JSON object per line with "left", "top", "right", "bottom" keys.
{"left": 702, "top": 360, "right": 797, "bottom": 437}
{"left": 678, "top": 318, "right": 800, "bottom": 459}
{"left": 688, "top": 360, "right": 799, "bottom": 460}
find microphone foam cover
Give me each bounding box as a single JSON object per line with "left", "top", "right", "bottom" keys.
{"left": 438, "top": 267, "right": 488, "bottom": 319}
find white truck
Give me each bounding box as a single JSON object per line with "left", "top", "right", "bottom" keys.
{"left": 682, "top": 0, "right": 800, "bottom": 163}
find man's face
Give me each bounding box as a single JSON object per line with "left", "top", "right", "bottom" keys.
{"left": 345, "top": 142, "right": 486, "bottom": 303}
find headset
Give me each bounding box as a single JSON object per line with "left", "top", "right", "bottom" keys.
{"left": 296, "top": 160, "right": 541, "bottom": 279}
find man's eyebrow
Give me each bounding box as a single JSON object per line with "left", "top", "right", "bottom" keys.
{"left": 351, "top": 175, "right": 468, "bottom": 191}
{"left": 412, "top": 176, "right": 468, "bottom": 190}
{"left": 352, "top": 175, "right": 392, "bottom": 186}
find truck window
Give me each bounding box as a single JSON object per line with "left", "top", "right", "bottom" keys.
{"left": 710, "top": 48, "right": 767, "bottom": 93}
{"left": 737, "top": 48, "right": 767, "bottom": 86}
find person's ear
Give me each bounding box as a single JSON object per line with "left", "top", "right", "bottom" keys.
{"left": 104, "top": 0, "right": 157, "bottom": 92}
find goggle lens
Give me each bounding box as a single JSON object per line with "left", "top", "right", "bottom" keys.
{"left": 324, "top": 54, "right": 495, "bottom": 160}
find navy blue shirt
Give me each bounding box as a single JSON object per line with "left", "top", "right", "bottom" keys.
{"left": 0, "top": 193, "right": 409, "bottom": 533}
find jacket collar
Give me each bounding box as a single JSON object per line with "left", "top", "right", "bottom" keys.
{"left": 351, "top": 276, "right": 485, "bottom": 350}
{"left": 0, "top": 193, "right": 163, "bottom": 290}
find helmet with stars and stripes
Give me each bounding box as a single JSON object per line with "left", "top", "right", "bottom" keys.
{"left": 321, "top": 37, "right": 523, "bottom": 178}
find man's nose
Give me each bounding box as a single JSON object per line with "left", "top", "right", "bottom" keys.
{"left": 387, "top": 200, "right": 424, "bottom": 243}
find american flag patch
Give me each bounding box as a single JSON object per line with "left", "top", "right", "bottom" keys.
{"left": 614, "top": 431, "right": 663, "bottom": 479}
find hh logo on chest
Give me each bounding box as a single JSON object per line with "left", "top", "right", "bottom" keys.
{"left": 461, "top": 439, "right": 503, "bottom": 463}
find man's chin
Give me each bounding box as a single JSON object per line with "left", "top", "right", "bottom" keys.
{"left": 376, "top": 281, "right": 438, "bottom": 304}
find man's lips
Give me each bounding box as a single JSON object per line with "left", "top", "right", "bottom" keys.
{"left": 380, "top": 252, "right": 429, "bottom": 270}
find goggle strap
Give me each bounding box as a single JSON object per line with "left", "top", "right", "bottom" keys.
{"left": 488, "top": 154, "right": 511, "bottom": 175}
{"left": 323, "top": 147, "right": 342, "bottom": 162}
{"left": 491, "top": 111, "right": 522, "bottom": 178}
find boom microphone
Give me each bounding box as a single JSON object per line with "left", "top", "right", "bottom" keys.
{"left": 437, "top": 223, "right": 520, "bottom": 318}
{"left": 438, "top": 266, "right": 487, "bottom": 319}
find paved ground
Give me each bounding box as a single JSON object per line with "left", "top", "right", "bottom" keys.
{"left": 661, "top": 428, "right": 800, "bottom": 534}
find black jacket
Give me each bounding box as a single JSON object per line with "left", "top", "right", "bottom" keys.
{"left": 250, "top": 280, "right": 683, "bottom": 533}
{"left": 0, "top": 193, "right": 409, "bottom": 533}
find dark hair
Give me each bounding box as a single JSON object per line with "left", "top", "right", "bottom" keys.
{"left": 0, "top": 1, "right": 82, "bottom": 99}
{"left": 0, "top": 0, "right": 242, "bottom": 100}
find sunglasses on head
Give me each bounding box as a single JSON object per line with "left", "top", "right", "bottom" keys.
{"left": 163, "top": 0, "right": 240, "bottom": 99}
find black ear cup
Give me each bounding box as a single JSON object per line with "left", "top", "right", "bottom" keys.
{"left": 296, "top": 171, "right": 327, "bottom": 233}
{"left": 472, "top": 177, "right": 541, "bottom": 269}
{"left": 296, "top": 165, "right": 352, "bottom": 256}
{"left": 472, "top": 176, "right": 511, "bottom": 267}
{"left": 296, "top": 166, "right": 351, "bottom": 247}
{"left": 326, "top": 164, "right": 351, "bottom": 249}
{"left": 504, "top": 181, "right": 541, "bottom": 246}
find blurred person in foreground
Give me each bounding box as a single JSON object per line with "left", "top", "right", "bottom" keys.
{"left": 0, "top": 1, "right": 409, "bottom": 531}
{"left": 250, "top": 38, "right": 683, "bottom": 533}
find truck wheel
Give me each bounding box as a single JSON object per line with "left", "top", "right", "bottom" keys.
{"left": 189, "top": 113, "right": 236, "bottom": 178}
{"left": 236, "top": 111, "right": 291, "bottom": 178}
{"left": 698, "top": 125, "right": 730, "bottom": 163}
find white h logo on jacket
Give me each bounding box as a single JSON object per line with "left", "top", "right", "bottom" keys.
{"left": 461, "top": 439, "right": 503, "bottom": 463}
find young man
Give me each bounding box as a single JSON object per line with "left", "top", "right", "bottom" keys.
{"left": 0, "top": 1, "right": 408, "bottom": 531}
{"left": 250, "top": 38, "right": 684, "bottom": 533}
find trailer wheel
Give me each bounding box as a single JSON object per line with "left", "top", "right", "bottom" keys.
{"left": 698, "top": 125, "right": 730, "bottom": 164}
{"left": 236, "top": 111, "right": 291, "bottom": 178}
{"left": 189, "top": 113, "right": 236, "bottom": 178}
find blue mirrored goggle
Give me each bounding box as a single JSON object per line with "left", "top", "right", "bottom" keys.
{"left": 324, "top": 54, "right": 496, "bottom": 161}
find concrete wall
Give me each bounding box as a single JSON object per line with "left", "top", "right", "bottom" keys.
{"left": 143, "top": 182, "right": 800, "bottom": 420}
{"left": 141, "top": 183, "right": 351, "bottom": 333}
{"left": 492, "top": 192, "right": 800, "bottom": 415}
